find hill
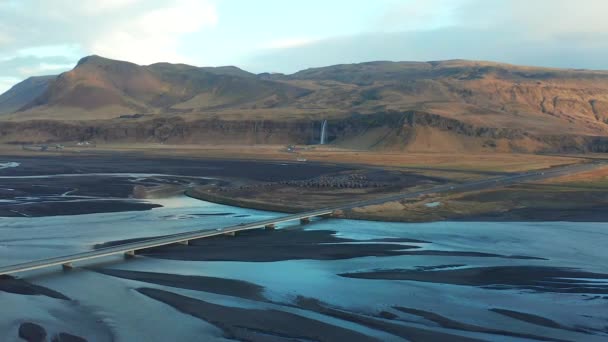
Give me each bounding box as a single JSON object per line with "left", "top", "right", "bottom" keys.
{"left": 0, "top": 75, "right": 55, "bottom": 114}
{"left": 14, "top": 55, "right": 310, "bottom": 119}
{"left": 2, "top": 56, "right": 608, "bottom": 152}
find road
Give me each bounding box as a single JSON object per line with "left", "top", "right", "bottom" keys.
{"left": 0, "top": 160, "right": 602, "bottom": 276}
{"left": 336, "top": 160, "right": 601, "bottom": 210}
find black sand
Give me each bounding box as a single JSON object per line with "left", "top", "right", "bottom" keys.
{"left": 96, "top": 228, "right": 543, "bottom": 262}
{"left": 93, "top": 268, "right": 265, "bottom": 301}
{"left": 0, "top": 155, "right": 352, "bottom": 217}
{"left": 0, "top": 275, "right": 69, "bottom": 300}
{"left": 138, "top": 287, "right": 380, "bottom": 342}
{"left": 129, "top": 228, "right": 423, "bottom": 262}
{"left": 293, "top": 297, "right": 485, "bottom": 342}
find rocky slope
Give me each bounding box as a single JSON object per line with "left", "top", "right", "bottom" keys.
{"left": 3, "top": 56, "right": 608, "bottom": 152}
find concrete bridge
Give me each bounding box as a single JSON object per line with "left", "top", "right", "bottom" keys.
{"left": 0, "top": 209, "right": 334, "bottom": 276}
{"left": 0, "top": 160, "right": 601, "bottom": 276}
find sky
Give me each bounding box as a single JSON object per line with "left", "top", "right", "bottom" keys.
{"left": 1, "top": 0, "right": 608, "bottom": 93}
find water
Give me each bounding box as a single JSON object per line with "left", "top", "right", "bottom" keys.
{"left": 1, "top": 198, "right": 607, "bottom": 341}
{"left": 424, "top": 201, "right": 441, "bottom": 207}
{"left": 320, "top": 119, "right": 327, "bottom": 145}
{"left": 0, "top": 196, "right": 279, "bottom": 264}
{"left": 0, "top": 162, "right": 19, "bottom": 170}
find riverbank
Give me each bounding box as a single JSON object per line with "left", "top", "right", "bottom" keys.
{"left": 187, "top": 164, "right": 608, "bottom": 223}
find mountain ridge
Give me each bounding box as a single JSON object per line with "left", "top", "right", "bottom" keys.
{"left": 2, "top": 55, "right": 608, "bottom": 152}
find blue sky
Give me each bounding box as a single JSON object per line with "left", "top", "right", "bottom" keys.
{"left": 1, "top": 0, "right": 608, "bottom": 93}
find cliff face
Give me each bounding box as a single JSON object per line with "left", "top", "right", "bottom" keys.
{"left": 3, "top": 56, "right": 608, "bottom": 153}
{"left": 2, "top": 111, "right": 607, "bottom": 153}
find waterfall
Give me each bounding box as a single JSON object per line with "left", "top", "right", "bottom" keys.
{"left": 320, "top": 120, "right": 327, "bottom": 145}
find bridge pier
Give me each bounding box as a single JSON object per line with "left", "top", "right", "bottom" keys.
{"left": 124, "top": 250, "right": 136, "bottom": 259}
{"left": 62, "top": 262, "right": 73, "bottom": 271}
{"left": 300, "top": 217, "right": 310, "bottom": 224}
{"left": 264, "top": 224, "right": 276, "bottom": 230}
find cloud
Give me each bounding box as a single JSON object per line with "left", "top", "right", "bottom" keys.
{"left": 376, "top": 0, "right": 464, "bottom": 31}
{"left": 80, "top": 0, "right": 144, "bottom": 13}
{"left": 1, "top": 0, "right": 608, "bottom": 94}
{"left": 0, "top": 55, "right": 75, "bottom": 78}
{"left": 90, "top": 0, "right": 218, "bottom": 64}
{"left": 244, "top": 0, "right": 608, "bottom": 73}
{"left": 0, "top": 31, "right": 13, "bottom": 46}
{"left": 261, "top": 38, "right": 319, "bottom": 50}
{"left": 5, "top": 0, "right": 218, "bottom": 63}
{"left": 0, "top": 0, "right": 218, "bottom": 92}
{"left": 464, "top": 0, "right": 608, "bottom": 37}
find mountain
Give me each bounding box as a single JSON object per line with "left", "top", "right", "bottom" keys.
{"left": 3, "top": 56, "right": 608, "bottom": 152}
{"left": 286, "top": 60, "right": 608, "bottom": 136}
{"left": 0, "top": 75, "right": 55, "bottom": 114}
{"left": 15, "top": 55, "right": 310, "bottom": 119}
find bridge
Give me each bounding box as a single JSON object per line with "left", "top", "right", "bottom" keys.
{"left": 0, "top": 160, "right": 601, "bottom": 276}
{"left": 0, "top": 209, "right": 333, "bottom": 276}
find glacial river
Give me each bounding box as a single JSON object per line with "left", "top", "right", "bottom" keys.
{"left": 1, "top": 195, "right": 607, "bottom": 341}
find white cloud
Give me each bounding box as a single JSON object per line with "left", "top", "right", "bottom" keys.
{"left": 135, "top": 0, "right": 217, "bottom": 35}
{"left": 80, "top": 0, "right": 144, "bottom": 13}
{"left": 0, "top": 32, "right": 12, "bottom": 46}
{"left": 0, "top": 0, "right": 219, "bottom": 93}
{"left": 1, "top": 0, "right": 608, "bottom": 93}
{"left": 244, "top": 0, "right": 608, "bottom": 73}
{"left": 14, "top": 60, "right": 74, "bottom": 78}
{"left": 0, "top": 0, "right": 218, "bottom": 65}
{"left": 377, "top": 0, "right": 464, "bottom": 31}
{"left": 16, "top": 44, "right": 82, "bottom": 59}
{"left": 261, "top": 38, "right": 319, "bottom": 50}
{"left": 89, "top": 0, "right": 218, "bottom": 64}
{"left": 372, "top": 0, "right": 608, "bottom": 39}
{"left": 507, "top": 0, "right": 608, "bottom": 35}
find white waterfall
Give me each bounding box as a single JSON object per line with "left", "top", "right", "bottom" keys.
{"left": 320, "top": 120, "right": 327, "bottom": 145}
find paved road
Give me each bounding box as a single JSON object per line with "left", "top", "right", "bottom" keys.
{"left": 0, "top": 160, "right": 602, "bottom": 276}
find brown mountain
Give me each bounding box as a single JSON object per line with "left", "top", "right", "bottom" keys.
{"left": 3, "top": 56, "right": 608, "bottom": 152}
{"left": 14, "top": 55, "right": 310, "bottom": 119}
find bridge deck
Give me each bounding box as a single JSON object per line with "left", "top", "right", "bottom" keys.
{"left": 0, "top": 209, "right": 332, "bottom": 276}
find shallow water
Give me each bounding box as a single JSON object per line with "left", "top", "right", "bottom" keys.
{"left": 1, "top": 196, "right": 607, "bottom": 341}
{"left": 0, "top": 196, "right": 278, "bottom": 264}
{"left": 0, "top": 162, "right": 19, "bottom": 170}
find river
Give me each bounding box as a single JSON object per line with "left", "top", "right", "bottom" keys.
{"left": 1, "top": 195, "right": 607, "bottom": 341}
